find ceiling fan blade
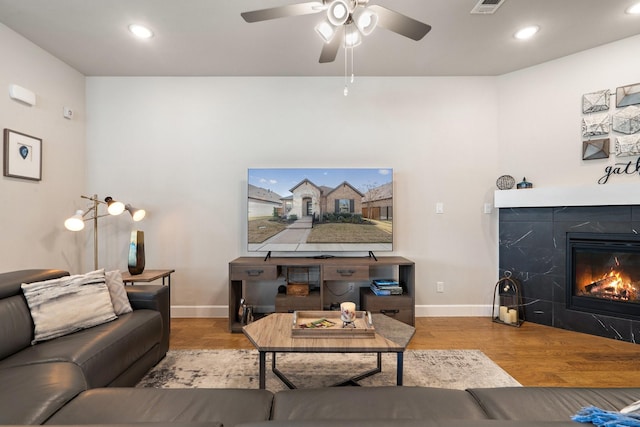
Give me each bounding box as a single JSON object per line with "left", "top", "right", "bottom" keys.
{"left": 241, "top": 2, "right": 324, "bottom": 23}
{"left": 367, "top": 5, "right": 431, "bottom": 41}
{"left": 319, "top": 31, "right": 343, "bottom": 63}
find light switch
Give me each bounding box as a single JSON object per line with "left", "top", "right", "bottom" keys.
{"left": 436, "top": 202, "right": 444, "bottom": 214}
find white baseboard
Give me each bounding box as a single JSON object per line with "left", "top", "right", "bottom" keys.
{"left": 170, "top": 305, "right": 494, "bottom": 318}
{"left": 171, "top": 305, "right": 228, "bottom": 318}
{"left": 415, "top": 304, "right": 493, "bottom": 317}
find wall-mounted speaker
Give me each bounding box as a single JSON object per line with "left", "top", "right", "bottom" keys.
{"left": 9, "top": 84, "right": 36, "bottom": 106}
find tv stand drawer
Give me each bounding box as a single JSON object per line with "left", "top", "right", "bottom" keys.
{"left": 360, "top": 287, "right": 414, "bottom": 326}
{"left": 323, "top": 265, "right": 369, "bottom": 280}
{"left": 230, "top": 265, "right": 279, "bottom": 281}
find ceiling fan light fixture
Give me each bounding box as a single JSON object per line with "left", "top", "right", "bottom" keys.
{"left": 344, "top": 24, "right": 362, "bottom": 48}
{"left": 328, "top": 0, "right": 350, "bottom": 26}
{"left": 315, "top": 20, "right": 336, "bottom": 42}
{"left": 514, "top": 25, "right": 539, "bottom": 40}
{"left": 352, "top": 7, "right": 378, "bottom": 36}
{"left": 626, "top": 3, "right": 640, "bottom": 14}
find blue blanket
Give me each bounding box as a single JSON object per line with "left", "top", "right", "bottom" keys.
{"left": 573, "top": 406, "right": 640, "bottom": 427}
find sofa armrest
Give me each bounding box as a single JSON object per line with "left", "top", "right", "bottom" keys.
{"left": 126, "top": 285, "right": 170, "bottom": 357}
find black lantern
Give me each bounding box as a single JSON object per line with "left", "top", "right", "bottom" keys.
{"left": 492, "top": 271, "right": 524, "bottom": 327}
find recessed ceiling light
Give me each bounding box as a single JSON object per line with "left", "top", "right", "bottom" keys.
{"left": 626, "top": 2, "right": 640, "bottom": 14}
{"left": 128, "top": 24, "right": 154, "bottom": 39}
{"left": 514, "top": 25, "right": 540, "bottom": 40}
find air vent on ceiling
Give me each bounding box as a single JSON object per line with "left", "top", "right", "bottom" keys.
{"left": 470, "top": 0, "right": 506, "bottom": 15}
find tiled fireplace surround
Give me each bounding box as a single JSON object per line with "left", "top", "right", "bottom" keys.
{"left": 496, "top": 184, "right": 640, "bottom": 344}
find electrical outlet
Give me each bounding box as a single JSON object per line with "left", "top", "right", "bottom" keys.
{"left": 348, "top": 282, "right": 354, "bottom": 292}
{"left": 436, "top": 281, "right": 445, "bottom": 293}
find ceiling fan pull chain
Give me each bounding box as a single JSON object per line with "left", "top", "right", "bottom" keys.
{"left": 351, "top": 45, "right": 355, "bottom": 83}
{"left": 344, "top": 26, "right": 349, "bottom": 96}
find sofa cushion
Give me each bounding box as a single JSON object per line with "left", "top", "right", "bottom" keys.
{"left": 21, "top": 269, "right": 117, "bottom": 343}
{"left": 467, "top": 387, "right": 640, "bottom": 421}
{"left": 238, "top": 421, "right": 581, "bottom": 427}
{"left": 105, "top": 270, "right": 133, "bottom": 315}
{"left": 0, "top": 269, "right": 69, "bottom": 299}
{"left": 45, "top": 388, "right": 274, "bottom": 427}
{"left": 37, "top": 424, "right": 222, "bottom": 427}
{"left": 0, "top": 269, "right": 69, "bottom": 358}
{"left": 0, "top": 295, "right": 33, "bottom": 359}
{"left": 271, "top": 387, "right": 489, "bottom": 421}
{"left": 0, "top": 362, "right": 87, "bottom": 424}
{"left": 0, "top": 309, "right": 162, "bottom": 388}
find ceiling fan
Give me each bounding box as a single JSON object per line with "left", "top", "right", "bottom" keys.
{"left": 241, "top": 0, "right": 432, "bottom": 64}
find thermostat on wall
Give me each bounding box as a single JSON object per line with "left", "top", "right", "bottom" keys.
{"left": 9, "top": 84, "right": 36, "bottom": 106}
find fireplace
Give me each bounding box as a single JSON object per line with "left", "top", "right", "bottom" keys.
{"left": 566, "top": 232, "right": 640, "bottom": 320}
{"left": 499, "top": 203, "right": 640, "bottom": 343}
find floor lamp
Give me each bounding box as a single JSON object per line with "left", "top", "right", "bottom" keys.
{"left": 64, "top": 194, "right": 146, "bottom": 270}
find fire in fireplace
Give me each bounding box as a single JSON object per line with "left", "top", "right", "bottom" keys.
{"left": 567, "top": 232, "right": 640, "bottom": 319}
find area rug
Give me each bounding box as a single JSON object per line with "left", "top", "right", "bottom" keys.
{"left": 137, "top": 349, "right": 520, "bottom": 392}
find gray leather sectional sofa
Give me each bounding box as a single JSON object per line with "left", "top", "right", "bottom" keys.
{"left": 2, "top": 269, "right": 639, "bottom": 427}
{"left": 0, "top": 269, "right": 170, "bottom": 424}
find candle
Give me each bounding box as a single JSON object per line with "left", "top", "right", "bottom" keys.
{"left": 507, "top": 308, "right": 518, "bottom": 325}
{"left": 340, "top": 302, "right": 356, "bottom": 323}
{"left": 499, "top": 306, "right": 508, "bottom": 322}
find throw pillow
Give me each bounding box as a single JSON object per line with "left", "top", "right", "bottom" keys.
{"left": 21, "top": 269, "right": 117, "bottom": 344}
{"left": 105, "top": 270, "right": 133, "bottom": 315}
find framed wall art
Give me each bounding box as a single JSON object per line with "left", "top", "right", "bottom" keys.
{"left": 615, "top": 135, "right": 640, "bottom": 157}
{"left": 616, "top": 82, "right": 640, "bottom": 108}
{"left": 3, "top": 129, "right": 42, "bottom": 181}
{"left": 582, "top": 138, "right": 610, "bottom": 160}
{"left": 581, "top": 113, "right": 610, "bottom": 138}
{"left": 582, "top": 89, "right": 610, "bottom": 114}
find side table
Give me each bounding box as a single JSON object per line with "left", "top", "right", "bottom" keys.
{"left": 121, "top": 269, "right": 175, "bottom": 347}
{"left": 121, "top": 269, "right": 175, "bottom": 287}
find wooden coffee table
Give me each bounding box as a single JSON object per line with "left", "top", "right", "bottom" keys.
{"left": 242, "top": 312, "right": 415, "bottom": 389}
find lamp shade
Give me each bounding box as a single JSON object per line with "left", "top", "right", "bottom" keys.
{"left": 344, "top": 23, "right": 362, "bottom": 47}
{"left": 125, "top": 204, "right": 146, "bottom": 222}
{"left": 327, "top": 0, "right": 350, "bottom": 26}
{"left": 352, "top": 7, "right": 378, "bottom": 36}
{"left": 105, "top": 197, "right": 125, "bottom": 215}
{"left": 315, "top": 20, "right": 336, "bottom": 43}
{"left": 64, "top": 210, "right": 86, "bottom": 231}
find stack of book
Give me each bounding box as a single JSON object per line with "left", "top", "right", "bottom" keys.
{"left": 370, "top": 279, "right": 403, "bottom": 296}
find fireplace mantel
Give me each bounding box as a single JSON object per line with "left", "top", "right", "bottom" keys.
{"left": 494, "top": 182, "right": 640, "bottom": 208}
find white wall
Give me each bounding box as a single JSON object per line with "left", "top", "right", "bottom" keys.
{"left": 86, "top": 76, "right": 500, "bottom": 316}
{"left": 497, "top": 34, "right": 640, "bottom": 187}
{"left": 7, "top": 22, "right": 638, "bottom": 317}
{"left": 0, "top": 23, "right": 86, "bottom": 272}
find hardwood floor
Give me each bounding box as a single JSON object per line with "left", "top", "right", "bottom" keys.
{"left": 170, "top": 317, "right": 640, "bottom": 388}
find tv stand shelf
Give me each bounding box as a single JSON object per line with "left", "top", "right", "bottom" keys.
{"left": 228, "top": 256, "right": 415, "bottom": 332}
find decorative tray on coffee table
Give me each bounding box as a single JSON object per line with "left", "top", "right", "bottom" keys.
{"left": 291, "top": 310, "right": 375, "bottom": 338}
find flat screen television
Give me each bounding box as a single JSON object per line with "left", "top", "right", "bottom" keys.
{"left": 247, "top": 168, "right": 393, "bottom": 253}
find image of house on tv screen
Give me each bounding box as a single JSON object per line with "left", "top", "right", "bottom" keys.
{"left": 247, "top": 168, "right": 393, "bottom": 252}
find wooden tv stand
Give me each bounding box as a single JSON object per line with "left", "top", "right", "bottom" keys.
{"left": 228, "top": 256, "right": 415, "bottom": 332}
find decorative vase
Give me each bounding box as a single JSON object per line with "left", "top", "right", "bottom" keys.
{"left": 128, "top": 230, "right": 145, "bottom": 275}
{"left": 516, "top": 177, "right": 533, "bottom": 189}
